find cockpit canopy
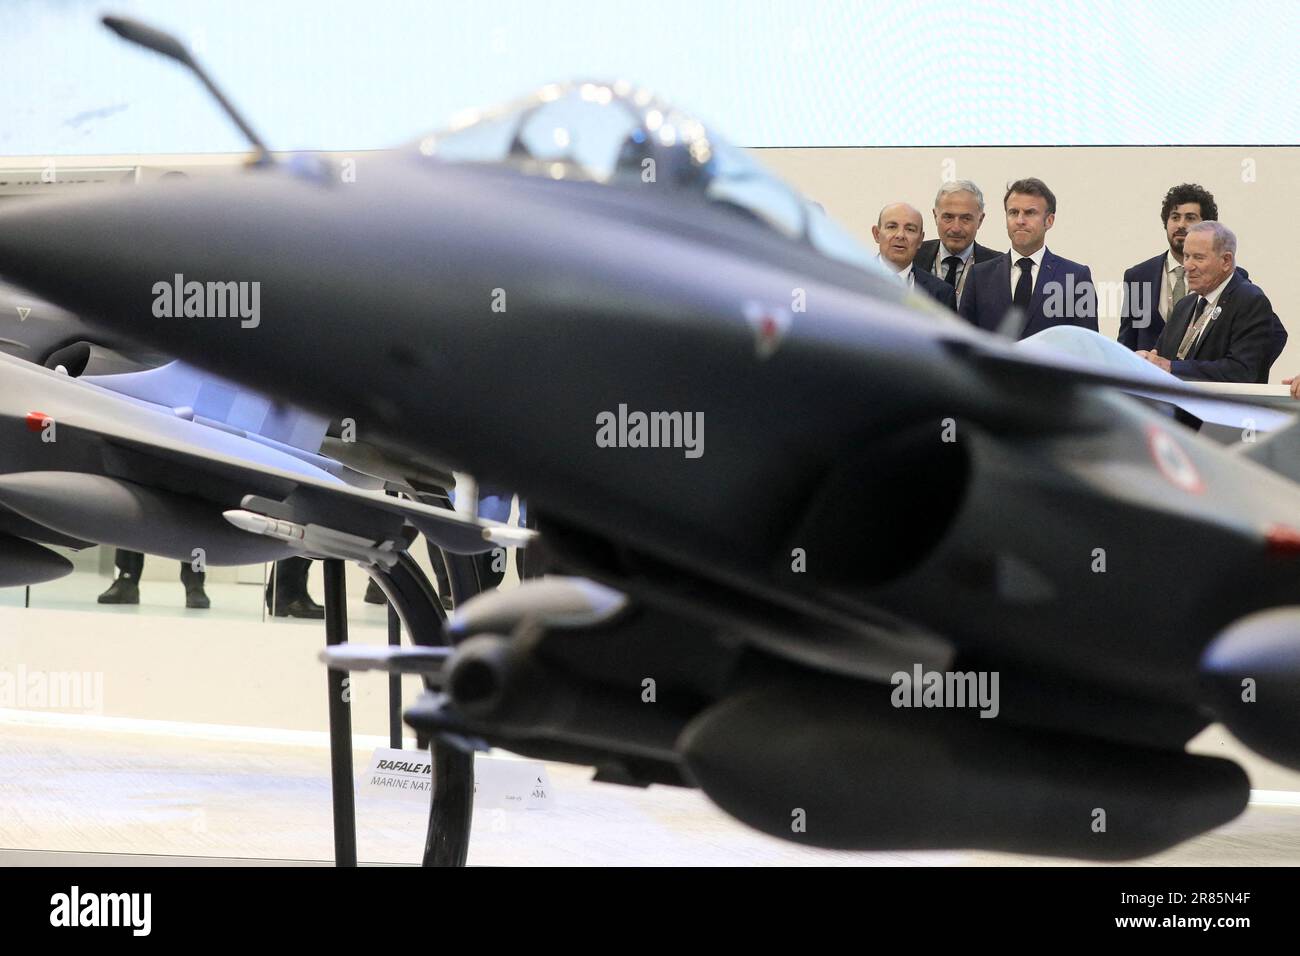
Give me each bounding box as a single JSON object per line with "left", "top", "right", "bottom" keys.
{"left": 413, "top": 80, "right": 873, "bottom": 271}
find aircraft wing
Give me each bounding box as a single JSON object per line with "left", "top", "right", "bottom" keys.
{"left": 83, "top": 360, "right": 331, "bottom": 454}
{"left": 0, "top": 353, "right": 529, "bottom": 585}
{"left": 1011, "top": 325, "right": 1295, "bottom": 431}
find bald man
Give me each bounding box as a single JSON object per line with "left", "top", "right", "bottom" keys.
{"left": 872, "top": 202, "right": 958, "bottom": 311}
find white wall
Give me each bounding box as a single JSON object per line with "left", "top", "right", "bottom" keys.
{"left": 5, "top": 145, "right": 1297, "bottom": 380}
{"left": 760, "top": 146, "right": 1300, "bottom": 381}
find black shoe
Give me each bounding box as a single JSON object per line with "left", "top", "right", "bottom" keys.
{"left": 363, "top": 579, "right": 386, "bottom": 605}
{"left": 98, "top": 577, "right": 139, "bottom": 605}
{"left": 185, "top": 586, "right": 211, "bottom": 609}
{"left": 268, "top": 596, "right": 325, "bottom": 619}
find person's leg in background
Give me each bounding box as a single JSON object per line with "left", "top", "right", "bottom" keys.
{"left": 516, "top": 498, "right": 548, "bottom": 581}
{"left": 98, "top": 548, "right": 143, "bottom": 604}
{"left": 266, "top": 556, "right": 325, "bottom": 619}
{"left": 364, "top": 485, "right": 526, "bottom": 609}
{"left": 474, "top": 489, "right": 514, "bottom": 591}
{"left": 179, "top": 560, "right": 210, "bottom": 609}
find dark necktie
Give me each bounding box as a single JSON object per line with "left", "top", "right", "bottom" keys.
{"left": 1175, "top": 296, "right": 1211, "bottom": 360}
{"left": 1013, "top": 257, "right": 1034, "bottom": 309}
{"left": 942, "top": 255, "right": 961, "bottom": 286}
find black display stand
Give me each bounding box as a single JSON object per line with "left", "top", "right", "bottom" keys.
{"left": 319, "top": 547, "right": 480, "bottom": 868}
{"left": 387, "top": 603, "right": 402, "bottom": 749}
{"left": 322, "top": 558, "right": 358, "bottom": 867}
{"left": 422, "top": 550, "right": 480, "bottom": 867}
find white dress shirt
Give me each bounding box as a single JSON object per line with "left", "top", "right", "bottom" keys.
{"left": 877, "top": 253, "right": 916, "bottom": 290}
{"left": 1008, "top": 245, "right": 1047, "bottom": 298}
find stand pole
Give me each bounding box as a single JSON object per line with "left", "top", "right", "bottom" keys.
{"left": 323, "top": 558, "right": 357, "bottom": 867}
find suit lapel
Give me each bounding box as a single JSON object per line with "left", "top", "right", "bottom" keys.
{"left": 1189, "top": 273, "right": 1243, "bottom": 358}
{"left": 916, "top": 241, "right": 934, "bottom": 276}
{"left": 992, "top": 252, "right": 1013, "bottom": 329}
{"left": 1144, "top": 254, "right": 1167, "bottom": 321}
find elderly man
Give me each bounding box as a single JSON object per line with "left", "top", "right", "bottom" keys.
{"left": 872, "top": 202, "right": 957, "bottom": 310}
{"left": 1119, "top": 183, "right": 1215, "bottom": 351}
{"left": 1119, "top": 182, "right": 1286, "bottom": 361}
{"left": 1138, "top": 222, "right": 1278, "bottom": 383}
{"left": 915, "top": 180, "right": 1001, "bottom": 306}
{"left": 959, "top": 178, "right": 1097, "bottom": 339}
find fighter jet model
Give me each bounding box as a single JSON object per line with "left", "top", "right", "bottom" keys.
{"left": 0, "top": 266, "right": 526, "bottom": 599}
{"left": 0, "top": 344, "right": 525, "bottom": 589}
{"left": 1, "top": 279, "right": 166, "bottom": 374}
{"left": 3, "top": 15, "right": 1300, "bottom": 862}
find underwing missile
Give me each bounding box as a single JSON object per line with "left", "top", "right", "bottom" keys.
{"left": 223, "top": 508, "right": 401, "bottom": 567}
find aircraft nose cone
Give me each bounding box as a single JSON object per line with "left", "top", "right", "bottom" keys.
{"left": 0, "top": 184, "right": 204, "bottom": 329}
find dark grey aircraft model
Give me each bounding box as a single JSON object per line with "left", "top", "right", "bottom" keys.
{"left": 0, "top": 347, "right": 526, "bottom": 586}
{"left": 0, "top": 279, "right": 165, "bottom": 373}
{"left": 3, "top": 15, "right": 1300, "bottom": 862}
{"left": 0, "top": 270, "right": 528, "bottom": 596}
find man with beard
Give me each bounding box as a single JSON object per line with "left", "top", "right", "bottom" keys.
{"left": 1138, "top": 221, "right": 1279, "bottom": 383}
{"left": 1119, "top": 183, "right": 1286, "bottom": 360}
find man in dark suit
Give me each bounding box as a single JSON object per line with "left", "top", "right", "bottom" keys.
{"left": 1139, "top": 222, "right": 1278, "bottom": 383}
{"left": 871, "top": 202, "right": 957, "bottom": 310}
{"left": 1119, "top": 182, "right": 1286, "bottom": 362}
{"left": 1119, "top": 183, "right": 1213, "bottom": 351}
{"left": 914, "top": 180, "right": 1001, "bottom": 307}
{"left": 959, "top": 178, "right": 1096, "bottom": 339}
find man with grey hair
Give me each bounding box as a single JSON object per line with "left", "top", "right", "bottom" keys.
{"left": 871, "top": 201, "right": 957, "bottom": 309}
{"left": 914, "top": 180, "right": 1000, "bottom": 306}
{"left": 1140, "top": 221, "right": 1279, "bottom": 382}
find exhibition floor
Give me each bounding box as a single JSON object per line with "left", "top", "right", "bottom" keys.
{"left": 2, "top": 572, "right": 1299, "bottom": 866}
{"left": 0, "top": 719, "right": 1297, "bottom": 866}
